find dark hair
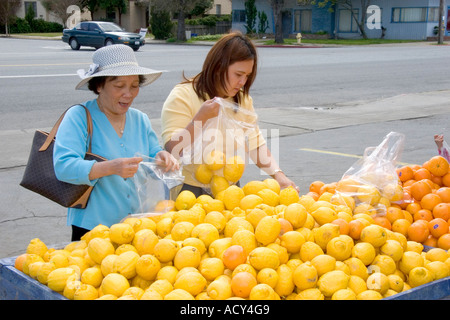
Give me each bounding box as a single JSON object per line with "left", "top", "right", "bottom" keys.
{"left": 87, "top": 75, "right": 146, "bottom": 94}
{"left": 186, "top": 31, "right": 258, "bottom": 104}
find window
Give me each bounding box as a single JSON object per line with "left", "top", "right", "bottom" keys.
{"left": 339, "top": 9, "right": 358, "bottom": 32}
{"left": 216, "top": 4, "right": 222, "bottom": 16}
{"left": 24, "top": 1, "right": 37, "bottom": 18}
{"left": 294, "top": 10, "right": 312, "bottom": 32}
{"left": 428, "top": 8, "right": 440, "bottom": 22}
{"left": 233, "top": 10, "right": 246, "bottom": 23}
{"left": 392, "top": 8, "right": 427, "bottom": 22}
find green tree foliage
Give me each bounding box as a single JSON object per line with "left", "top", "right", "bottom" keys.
{"left": 150, "top": 7, "right": 173, "bottom": 40}
{"left": 244, "top": 0, "right": 257, "bottom": 35}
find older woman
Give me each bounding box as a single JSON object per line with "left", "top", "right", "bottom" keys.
{"left": 54, "top": 44, "right": 179, "bottom": 240}
{"left": 161, "top": 32, "right": 298, "bottom": 197}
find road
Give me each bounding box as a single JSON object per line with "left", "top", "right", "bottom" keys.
{"left": 0, "top": 37, "right": 449, "bottom": 258}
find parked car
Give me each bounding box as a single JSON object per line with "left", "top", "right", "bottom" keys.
{"left": 62, "top": 21, "right": 145, "bottom": 51}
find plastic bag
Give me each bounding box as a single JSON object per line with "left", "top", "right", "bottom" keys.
{"left": 335, "top": 131, "right": 406, "bottom": 216}
{"left": 130, "top": 154, "right": 184, "bottom": 217}
{"left": 181, "top": 97, "right": 258, "bottom": 195}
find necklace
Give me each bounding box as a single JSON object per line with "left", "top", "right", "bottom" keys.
{"left": 98, "top": 100, "right": 126, "bottom": 135}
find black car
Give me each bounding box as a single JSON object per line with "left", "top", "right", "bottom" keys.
{"left": 62, "top": 21, "right": 145, "bottom": 51}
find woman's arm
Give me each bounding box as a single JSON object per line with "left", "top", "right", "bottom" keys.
{"left": 88, "top": 157, "right": 143, "bottom": 180}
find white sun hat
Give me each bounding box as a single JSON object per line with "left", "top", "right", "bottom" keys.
{"left": 75, "top": 44, "right": 165, "bottom": 90}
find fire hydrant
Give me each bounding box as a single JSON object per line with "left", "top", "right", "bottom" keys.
{"left": 296, "top": 33, "right": 302, "bottom": 44}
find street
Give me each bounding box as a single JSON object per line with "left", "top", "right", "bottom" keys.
{"left": 0, "top": 37, "right": 450, "bottom": 258}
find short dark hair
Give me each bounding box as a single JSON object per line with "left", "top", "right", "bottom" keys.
{"left": 87, "top": 75, "right": 146, "bottom": 94}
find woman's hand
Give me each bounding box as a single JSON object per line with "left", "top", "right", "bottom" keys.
{"left": 155, "top": 150, "right": 180, "bottom": 172}
{"left": 435, "top": 134, "right": 444, "bottom": 150}
{"left": 193, "top": 98, "right": 221, "bottom": 124}
{"left": 89, "top": 157, "right": 143, "bottom": 180}
{"left": 274, "top": 171, "right": 300, "bottom": 193}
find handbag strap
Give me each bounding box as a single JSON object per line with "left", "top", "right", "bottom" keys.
{"left": 39, "top": 104, "right": 94, "bottom": 153}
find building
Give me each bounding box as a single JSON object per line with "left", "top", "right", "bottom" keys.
{"left": 231, "top": 0, "right": 449, "bottom": 40}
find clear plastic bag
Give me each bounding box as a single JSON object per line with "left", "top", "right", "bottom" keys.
{"left": 181, "top": 98, "right": 258, "bottom": 195}
{"left": 335, "top": 131, "right": 406, "bottom": 216}
{"left": 131, "top": 154, "right": 184, "bottom": 216}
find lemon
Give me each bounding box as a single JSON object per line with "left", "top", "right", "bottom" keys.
{"left": 231, "top": 229, "right": 257, "bottom": 256}
{"left": 109, "top": 223, "right": 135, "bottom": 245}
{"left": 408, "top": 266, "right": 433, "bottom": 288}
{"left": 243, "top": 180, "right": 267, "bottom": 195}
{"left": 134, "top": 254, "right": 160, "bottom": 281}
{"left": 47, "top": 267, "right": 78, "bottom": 292}
{"left": 140, "top": 289, "right": 163, "bottom": 300}
{"left": 366, "top": 272, "right": 389, "bottom": 294}
{"left": 382, "top": 183, "right": 404, "bottom": 202}
{"left": 245, "top": 208, "right": 267, "bottom": 229}
{"left": 425, "top": 248, "right": 449, "bottom": 262}
{"left": 356, "top": 290, "right": 383, "bottom": 300}
{"left": 174, "top": 245, "right": 201, "bottom": 270}
{"left": 48, "top": 251, "right": 69, "bottom": 269}
{"left": 311, "top": 206, "right": 338, "bottom": 226}
{"left": 100, "top": 254, "right": 118, "bottom": 277}
{"left": 279, "top": 186, "right": 300, "bottom": 205}
{"left": 232, "top": 263, "right": 257, "bottom": 278}
{"left": 223, "top": 155, "right": 245, "bottom": 183}
{"left": 357, "top": 184, "right": 381, "bottom": 206}
{"left": 36, "top": 261, "right": 57, "bottom": 285}
{"left": 425, "top": 261, "right": 449, "bottom": 280}
{"left": 149, "top": 279, "right": 174, "bottom": 298}
{"left": 182, "top": 237, "right": 207, "bottom": 256}
{"left": 326, "top": 235, "right": 354, "bottom": 261}
{"left": 295, "top": 288, "right": 324, "bottom": 300}
{"left": 380, "top": 239, "right": 404, "bottom": 262}
{"left": 284, "top": 203, "right": 308, "bottom": 229}
{"left": 221, "top": 185, "right": 245, "bottom": 211}
{"left": 257, "top": 268, "right": 279, "bottom": 288}
{"left": 240, "top": 194, "right": 264, "bottom": 211}
{"left": 332, "top": 288, "right": 357, "bottom": 300}
{"left": 87, "top": 237, "right": 115, "bottom": 265}
{"left": 344, "top": 257, "right": 369, "bottom": 280}
{"left": 274, "top": 264, "right": 295, "bottom": 297}
{"left": 248, "top": 247, "right": 280, "bottom": 270}
{"left": 73, "top": 283, "right": 98, "bottom": 300}
{"left": 280, "top": 231, "right": 305, "bottom": 254}
{"left": 299, "top": 241, "right": 324, "bottom": 262}
{"left": 153, "top": 239, "right": 178, "bottom": 263}
{"left": 293, "top": 261, "right": 318, "bottom": 290}
{"left": 100, "top": 273, "right": 130, "bottom": 297}
{"left": 191, "top": 223, "right": 220, "bottom": 248}
{"left": 199, "top": 257, "right": 225, "bottom": 281}
{"left": 406, "top": 241, "right": 424, "bottom": 254}
{"left": 267, "top": 243, "right": 289, "bottom": 265}
{"left": 360, "top": 224, "right": 387, "bottom": 247}
{"left": 81, "top": 266, "right": 103, "bottom": 288}
{"left": 205, "top": 150, "right": 225, "bottom": 171}
{"left": 170, "top": 221, "right": 195, "bottom": 241}
{"left": 207, "top": 275, "right": 232, "bottom": 300}
{"left": 255, "top": 216, "right": 281, "bottom": 246}
{"left": 210, "top": 175, "right": 230, "bottom": 197}
{"left": 132, "top": 229, "right": 159, "bottom": 255}
{"left": 208, "top": 237, "right": 232, "bottom": 259}
{"left": 63, "top": 280, "right": 81, "bottom": 299}
{"left": 82, "top": 224, "right": 110, "bottom": 243}
{"left": 203, "top": 198, "right": 225, "bottom": 213}
{"left": 224, "top": 217, "right": 254, "bottom": 238}
{"left": 204, "top": 211, "right": 227, "bottom": 233}
{"left": 26, "top": 238, "right": 48, "bottom": 258}
{"left": 113, "top": 250, "right": 140, "bottom": 279}
{"left": 155, "top": 217, "right": 173, "bottom": 238}
{"left": 369, "top": 254, "right": 396, "bottom": 276}
{"left": 398, "top": 251, "right": 424, "bottom": 275}
{"left": 347, "top": 275, "right": 367, "bottom": 295}
{"left": 175, "top": 190, "right": 197, "bottom": 210}
{"left": 28, "top": 261, "right": 45, "bottom": 280}
{"left": 156, "top": 265, "right": 178, "bottom": 285}
{"left": 122, "top": 287, "right": 145, "bottom": 300}
{"left": 312, "top": 223, "right": 340, "bottom": 251}
{"left": 249, "top": 283, "right": 278, "bottom": 300}
{"left": 387, "top": 274, "right": 404, "bottom": 292}
{"left": 195, "top": 164, "right": 214, "bottom": 184}
{"left": 257, "top": 188, "right": 280, "bottom": 207}
{"left": 164, "top": 288, "right": 195, "bottom": 300}
{"left": 174, "top": 270, "right": 207, "bottom": 296}
{"left": 115, "top": 244, "right": 137, "bottom": 255}
{"left": 310, "top": 254, "right": 336, "bottom": 277}
{"left": 351, "top": 242, "right": 376, "bottom": 266}
{"left": 317, "top": 270, "right": 349, "bottom": 297}
{"left": 264, "top": 178, "right": 281, "bottom": 194}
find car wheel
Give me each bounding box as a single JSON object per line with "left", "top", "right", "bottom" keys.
{"left": 132, "top": 47, "right": 139, "bottom": 52}
{"left": 105, "top": 39, "right": 114, "bottom": 46}
{"left": 69, "top": 37, "right": 80, "bottom": 50}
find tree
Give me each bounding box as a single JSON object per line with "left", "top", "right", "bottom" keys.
{"left": 0, "top": 0, "right": 21, "bottom": 35}
{"left": 150, "top": 7, "right": 173, "bottom": 40}
{"left": 244, "top": 0, "right": 257, "bottom": 35}
{"left": 151, "top": 0, "right": 212, "bottom": 41}
{"left": 99, "top": 0, "right": 128, "bottom": 26}
{"left": 271, "top": 0, "right": 284, "bottom": 43}
{"left": 257, "top": 11, "right": 269, "bottom": 36}
{"left": 80, "top": 0, "right": 101, "bottom": 21}
{"left": 314, "top": 0, "right": 372, "bottom": 39}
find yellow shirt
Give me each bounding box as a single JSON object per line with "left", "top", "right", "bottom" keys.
{"left": 161, "top": 82, "right": 266, "bottom": 187}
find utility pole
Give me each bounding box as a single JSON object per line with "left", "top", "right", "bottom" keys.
{"left": 438, "top": 0, "right": 446, "bottom": 44}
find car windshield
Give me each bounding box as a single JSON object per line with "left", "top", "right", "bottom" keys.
{"left": 98, "top": 22, "right": 124, "bottom": 32}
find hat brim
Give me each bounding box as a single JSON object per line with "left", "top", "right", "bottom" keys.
{"left": 75, "top": 65, "right": 165, "bottom": 90}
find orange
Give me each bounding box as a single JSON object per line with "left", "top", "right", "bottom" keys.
{"left": 406, "top": 202, "right": 421, "bottom": 216}
{"left": 373, "top": 216, "right": 392, "bottom": 230}
{"left": 348, "top": 219, "right": 367, "bottom": 240}
{"left": 231, "top": 271, "right": 257, "bottom": 298}
{"left": 391, "top": 219, "right": 411, "bottom": 236}
{"left": 398, "top": 191, "right": 414, "bottom": 209}
{"left": 319, "top": 182, "right": 337, "bottom": 195}
{"left": 433, "top": 203, "right": 450, "bottom": 221}
{"left": 442, "top": 173, "right": 450, "bottom": 187}
{"left": 427, "top": 156, "right": 449, "bottom": 177}
{"left": 14, "top": 253, "right": 28, "bottom": 272}
{"left": 407, "top": 221, "right": 430, "bottom": 243}
{"left": 435, "top": 187, "right": 450, "bottom": 203}
{"left": 414, "top": 168, "right": 432, "bottom": 181}
{"left": 423, "top": 235, "right": 438, "bottom": 247}
{"left": 428, "top": 218, "right": 449, "bottom": 239}
{"left": 309, "top": 181, "right": 325, "bottom": 195}
{"left": 410, "top": 180, "right": 433, "bottom": 201}
{"left": 222, "top": 245, "right": 247, "bottom": 270}
{"left": 278, "top": 218, "right": 294, "bottom": 238}
{"left": 385, "top": 207, "right": 405, "bottom": 224}
{"left": 397, "top": 166, "right": 414, "bottom": 182}
{"left": 306, "top": 191, "right": 319, "bottom": 201}
{"left": 331, "top": 218, "right": 350, "bottom": 235}
{"left": 437, "top": 233, "right": 450, "bottom": 250}
{"left": 420, "top": 193, "right": 442, "bottom": 211}
{"left": 430, "top": 174, "right": 443, "bottom": 187}
{"left": 403, "top": 179, "right": 416, "bottom": 188}
{"left": 413, "top": 209, "right": 433, "bottom": 222}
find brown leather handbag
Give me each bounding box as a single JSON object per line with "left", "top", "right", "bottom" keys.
{"left": 20, "top": 105, "right": 106, "bottom": 209}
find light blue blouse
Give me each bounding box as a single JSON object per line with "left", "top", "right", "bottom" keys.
{"left": 53, "top": 100, "right": 163, "bottom": 230}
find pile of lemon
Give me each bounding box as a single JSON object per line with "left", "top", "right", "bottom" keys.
{"left": 16, "top": 179, "right": 450, "bottom": 300}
